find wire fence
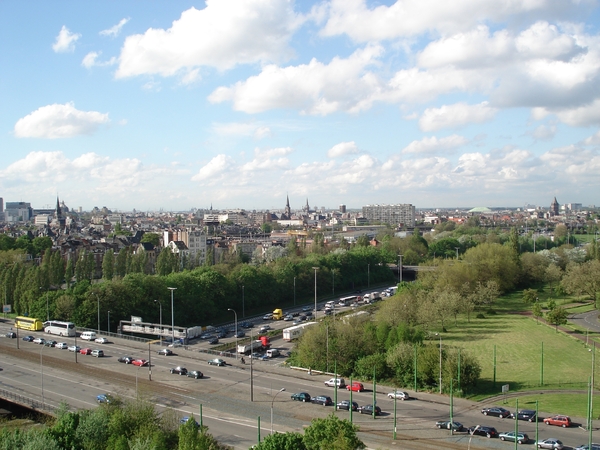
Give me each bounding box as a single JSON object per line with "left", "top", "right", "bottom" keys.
{"left": 0, "top": 388, "right": 55, "bottom": 414}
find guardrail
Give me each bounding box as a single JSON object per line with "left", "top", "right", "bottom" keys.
{"left": 0, "top": 388, "right": 55, "bottom": 414}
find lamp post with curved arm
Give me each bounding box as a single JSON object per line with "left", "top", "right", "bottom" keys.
{"left": 167, "top": 287, "right": 176, "bottom": 345}
{"left": 228, "top": 308, "right": 238, "bottom": 360}
{"left": 154, "top": 300, "right": 162, "bottom": 345}
{"left": 312, "top": 267, "right": 319, "bottom": 320}
{"left": 271, "top": 388, "right": 286, "bottom": 434}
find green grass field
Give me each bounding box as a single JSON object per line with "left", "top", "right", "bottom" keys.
{"left": 440, "top": 289, "right": 600, "bottom": 418}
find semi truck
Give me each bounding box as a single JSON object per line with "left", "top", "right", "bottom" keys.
{"left": 282, "top": 322, "right": 317, "bottom": 341}
{"left": 272, "top": 308, "right": 284, "bottom": 320}
{"left": 237, "top": 335, "right": 271, "bottom": 354}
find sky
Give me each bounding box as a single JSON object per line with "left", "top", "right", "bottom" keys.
{"left": 1, "top": 0, "right": 600, "bottom": 212}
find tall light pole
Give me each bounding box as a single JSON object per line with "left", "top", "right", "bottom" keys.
{"left": 242, "top": 285, "right": 245, "bottom": 319}
{"left": 312, "top": 267, "right": 319, "bottom": 320}
{"left": 398, "top": 255, "right": 403, "bottom": 283}
{"left": 271, "top": 387, "right": 286, "bottom": 434}
{"left": 107, "top": 310, "right": 111, "bottom": 334}
{"left": 94, "top": 292, "right": 100, "bottom": 334}
{"left": 228, "top": 308, "right": 238, "bottom": 360}
{"left": 40, "top": 344, "right": 45, "bottom": 407}
{"left": 436, "top": 333, "right": 442, "bottom": 394}
{"left": 293, "top": 276, "right": 296, "bottom": 306}
{"left": 368, "top": 263, "right": 370, "bottom": 288}
{"left": 168, "top": 287, "right": 176, "bottom": 345}
{"left": 154, "top": 300, "right": 162, "bottom": 345}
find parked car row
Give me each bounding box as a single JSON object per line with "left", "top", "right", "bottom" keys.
{"left": 20, "top": 335, "right": 104, "bottom": 356}
{"left": 290, "top": 391, "right": 382, "bottom": 414}
{"left": 482, "top": 407, "right": 573, "bottom": 428}
{"left": 170, "top": 366, "right": 204, "bottom": 379}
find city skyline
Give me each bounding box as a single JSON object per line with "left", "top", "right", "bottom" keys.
{"left": 1, "top": 1, "right": 599, "bottom": 211}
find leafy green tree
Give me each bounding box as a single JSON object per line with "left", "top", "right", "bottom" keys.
{"left": 546, "top": 306, "right": 568, "bottom": 332}
{"left": 156, "top": 249, "right": 177, "bottom": 276}
{"left": 354, "top": 353, "right": 388, "bottom": 380}
{"left": 141, "top": 232, "right": 161, "bottom": 246}
{"left": 115, "top": 248, "right": 128, "bottom": 277}
{"left": 32, "top": 236, "right": 52, "bottom": 257}
{"left": 562, "top": 260, "right": 600, "bottom": 301}
{"left": 65, "top": 257, "right": 74, "bottom": 286}
{"left": 303, "top": 415, "right": 365, "bottom": 450}
{"left": 261, "top": 223, "right": 273, "bottom": 234}
{"left": 103, "top": 249, "right": 115, "bottom": 281}
{"left": 48, "top": 404, "right": 81, "bottom": 450}
{"left": 253, "top": 432, "right": 306, "bottom": 450}
{"left": 532, "top": 301, "right": 543, "bottom": 324}
{"left": 522, "top": 288, "right": 538, "bottom": 304}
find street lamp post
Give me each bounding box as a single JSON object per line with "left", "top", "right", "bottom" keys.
{"left": 270, "top": 388, "right": 286, "bottom": 434}
{"left": 436, "top": 333, "right": 442, "bottom": 394}
{"left": 242, "top": 285, "right": 245, "bottom": 319}
{"left": 228, "top": 308, "right": 238, "bottom": 360}
{"left": 293, "top": 276, "right": 296, "bottom": 306}
{"left": 94, "top": 292, "right": 100, "bottom": 334}
{"left": 154, "top": 300, "right": 162, "bottom": 345}
{"left": 398, "top": 255, "right": 403, "bottom": 283}
{"left": 107, "top": 310, "right": 111, "bottom": 334}
{"left": 368, "top": 263, "right": 370, "bottom": 288}
{"left": 167, "top": 287, "right": 176, "bottom": 345}
{"left": 40, "top": 344, "right": 45, "bottom": 408}
{"left": 312, "top": 267, "right": 319, "bottom": 320}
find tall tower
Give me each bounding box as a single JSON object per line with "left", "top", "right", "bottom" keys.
{"left": 550, "top": 197, "right": 559, "bottom": 216}
{"left": 284, "top": 195, "right": 291, "bottom": 218}
{"left": 56, "top": 196, "right": 66, "bottom": 227}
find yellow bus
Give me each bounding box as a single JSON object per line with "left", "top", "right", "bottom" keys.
{"left": 15, "top": 316, "right": 44, "bottom": 331}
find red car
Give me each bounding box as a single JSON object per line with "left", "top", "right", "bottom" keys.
{"left": 346, "top": 382, "right": 364, "bottom": 392}
{"left": 132, "top": 359, "right": 148, "bottom": 367}
{"left": 543, "top": 415, "right": 572, "bottom": 428}
{"left": 80, "top": 348, "right": 92, "bottom": 355}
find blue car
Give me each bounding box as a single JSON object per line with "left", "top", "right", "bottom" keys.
{"left": 96, "top": 394, "right": 114, "bottom": 404}
{"left": 180, "top": 416, "right": 199, "bottom": 426}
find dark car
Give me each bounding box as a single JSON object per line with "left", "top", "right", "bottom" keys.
{"left": 311, "top": 395, "right": 333, "bottom": 406}
{"left": 499, "top": 431, "right": 529, "bottom": 444}
{"left": 234, "top": 331, "right": 246, "bottom": 338}
{"left": 5, "top": 331, "right": 16, "bottom": 338}
{"left": 44, "top": 340, "right": 57, "bottom": 347}
{"left": 22, "top": 335, "right": 35, "bottom": 342}
{"left": 187, "top": 370, "right": 203, "bottom": 379}
{"left": 217, "top": 330, "right": 228, "bottom": 339}
{"left": 291, "top": 392, "right": 311, "bottom": 402}
{"left": 510, "top": 409, "right": 537, "bottom": 422}
{"left": 468, "top": 426, "right": 498, "bottom": 438}
{"left": 358, "top": 404, "right": 382, "bottom": 416}
{"left": 337, "top": 400, "right": 359, "bottom": 411}
{"left": 436, "top": 421, "right": 464, "bottom": 431}
{"left": 208, "top": 358, "right": 226, "bottom": 366}
{"left": 118, "top": 356, "right": 134, "bottom": 364}
{"left": 170, "top": 366, "right": 188, "bottom": 375}
{"left": 208, "top": 337, "right": 219, "bottom": 345}
{"left": 240, "top": 321, "right": 253, "bottom": 328}
{"left": 481, "top": 407, "right": 510, "bottom": 418}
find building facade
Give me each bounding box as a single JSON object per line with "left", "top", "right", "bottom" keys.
{"left": 362, "top": 204, "right": 416, "bottom": 227}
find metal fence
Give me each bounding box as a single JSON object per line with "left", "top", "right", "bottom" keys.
{"left": 0, "top": 388, "right": 55, "bottom": 414}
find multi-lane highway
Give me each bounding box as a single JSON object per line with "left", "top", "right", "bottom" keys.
{"left": 0, "top": 316, "right": 596, "bottom": 450}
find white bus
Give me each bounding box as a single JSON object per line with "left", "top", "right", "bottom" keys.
{"left": 339, "top": 295, "right": 358, "bottom": 306}
{"left": 44, "top": 320, "right": 76, "bottom": 337}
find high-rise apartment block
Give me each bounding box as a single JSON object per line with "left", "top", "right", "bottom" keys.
{"left": 362, "top": 204, "right": 415, "bottom": 227}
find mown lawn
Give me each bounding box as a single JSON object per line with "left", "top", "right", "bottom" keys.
{"left": 441, "top": 289, "right": 599, "bottom": 401}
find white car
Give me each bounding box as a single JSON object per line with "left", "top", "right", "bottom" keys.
{"left": 55, "top": 342, "right": 68, "bottom": 349}
{"left": 33, "top": 337, "right": 45, "bottom": 344}
{"left": 95, "top": 337, "right": 108, "bottom": 344}
{"left": 388, "top": 390, "right": 410, "bottom": 400}
{"left": 259, "top": 325, "right": 271, "bottom": 333}
{"left": 68, "top": 345, "right": 80, "bottom": 352}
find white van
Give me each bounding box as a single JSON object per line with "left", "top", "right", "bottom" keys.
{"left": 80, "top": 331, "right": 97, "bottom": 341}
{"left": 266, "top": 349, "right": 280, "bottom": 358}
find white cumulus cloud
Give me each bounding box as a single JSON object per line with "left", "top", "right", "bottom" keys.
{"left": 82, "top": 51, "right": 117, "bottom": 68}
{"left": 191, "top": 154, "right": 237, "bottom": 182}
{"left": 14, "top": 103, "right": 110, "bottom": 139}
{"left": 100, "top": 18, "right": 130, "bottom": 37}
{"left": 419, "top": 102, "right": 497, "bottom": 131}
{"left": 116, "top": 0, "right": 302, "bottom": 79}
{"left": 328, "top": 141, "right": 359, "bottom": 158}
{"left": 402, "top": 135, "right": 468, "bottom": 155}
{"left": 52, "top": 26, "right": 81, "bottom": 53}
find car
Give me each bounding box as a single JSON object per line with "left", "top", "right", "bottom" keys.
{"left": 337, "top": 400, "right": 359, "bottom": 411}
{"left": 96, "top": 394, "right": 114, "bottom": 404}
{"left": 158, "top": 348, "right": 174, "bottom": 356}
{"left": 259, "top": 325, "right": 271, "bottom": 333}
{"left": 324, "top": 309, "right": 333, "bottom": 316}
{"left": 33, "top": 337, "right": 45, "bottom": 344}
{"left": 536, "top": 438, "right": 564, "bottom": 449}
{"left": 91, "top": 349, "right": 104, "bottom": 357}
{"left": 292, "top": 319, "right": 302, "bottom": 325}
{"left": 311, "top": 395, "right": 333, "bottom": 406}
{"left": 44, "top": 340, "right": 57, "bottom": 347}
{"left": 187, "top": 370, "right": 203, "bottom": 379}
{"left": 132, "top": 359, "right": 148, "bottom": 367}
{"left": 574, "top": 444, "right": 600, "bottom": 450}
{"left": 80, "top": 347, "right": 92, "bottom": 355}
{"left": 499, "top": 431, "right": 529, "bottom": 444}
{"left": 5, "top": 331, "right": 16, "bottom": 338}
{"left": 95, "top": 337, "right": 108, "bottom": 344}
{"left": 468, "top": 426, "right": 498, "bottom": 438}
{"left": 302, "top": 306, "right": 312, "bottom": 312}
{"left": 324, "top": 378, "right": 345, "bottom": 388}
{"left": 199, "top": 333, "right": 214, "bottom": 340}
{"left": 118, "top": 356, "right": 134, "bottom": 364}
{"left": 511, "top": 409, "right": 537, "bottom": 422}
{"left": 217, "top": 331, "right": 228, "bottom": 339}
{"left": 170, "top": 366, "right": 188, "bottom": 375}
{"left": 208, "top": 337, "right": 219, "bottom": 345}
{"left": 68, "top": 345, "right": 80, "bottom": 352}
{"left": 208, "top": 358, "right": 226, "bottom": 366}
{"left": 262, "top": 313, "right": 273, "bottom": 320}
{"left": 481, "top": 407, "right": 510, "bottom": 418}
{"left": 234, "top": 331, "right": 246, "bottom": 338}
{"left": 304, "top": 311, "right": 313, "bottom": 317}
{"left": 249, "top": 352, "right": 263, "bottom": 359}
{"left": 291, "top": 392, "right": 311, "bottom": 402}
{"left": 180, "top": 416, "right": 199, "bottom": 426}
{"left": 22, "top": 335, "right": 35, "bottom": 342}
{"left": 358, "top": 404, "right": 382, "bottom": 416}
{"left": 388, "top": 390, "right": 410, "bottom": 400}
{"left": 435, "top": 421, "right": 464, "bottom": 431}
{"left": 543, "top": 415, "right": 572, "bottom": 427}
{"left": 346, "top": 382, "right": 364, "bottom": 392}
{"left": 283, "top": 315, "right": 294, "bottom": 321}
{"left": 240, "top": 321, "right": 253, "bottom": 328}
{"left": 55, "top": 342, "right": 68, "bottom": 349}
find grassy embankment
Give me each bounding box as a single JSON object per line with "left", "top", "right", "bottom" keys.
{"left": 443, "top": 287, "right": 598, "bottom": 418}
